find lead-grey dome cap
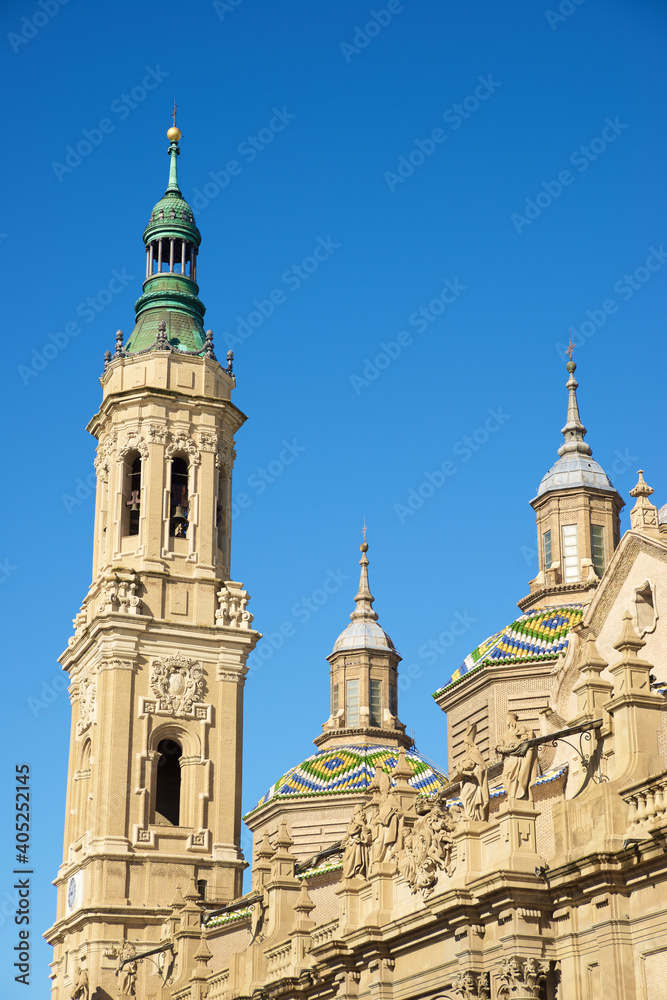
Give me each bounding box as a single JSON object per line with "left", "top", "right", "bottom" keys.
{"left": 333, "top": 620, "right": 395, "bottom": 652}
{"left": 537, "top": 455, "right": 617, "bottom": 497}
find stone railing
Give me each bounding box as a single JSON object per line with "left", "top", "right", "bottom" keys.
{"left": 265, "top": 941, "right": 294, "bottom": 979}
{"left": 309, "top": 919, "right": 339, "bottom": 950}
{"left": 621, "top": 768, "right": 667, "bottom": 840}
{"left": 206, "top": 970, "right": 230, "bottom": 1000}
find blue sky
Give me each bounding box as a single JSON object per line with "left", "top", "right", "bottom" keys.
{"left": 1, "top": 0, "right": 666, "bottom": 993}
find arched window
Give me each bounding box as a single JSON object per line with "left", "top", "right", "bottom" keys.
{"left": 170, "top": 457, "right": 189, "bottom": 537}
{"left": 155, "top": 739, "right": 182, "bottom": 826}
{"left": 122, "top": 451, "right": 142, "bottom": 537}
{"left": 128, "top": 455, "right": 141, "bottom": 536}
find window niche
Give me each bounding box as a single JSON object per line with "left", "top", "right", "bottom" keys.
{"left": 561, "top": 524, "right": 580, "bottom": 583}
{"left": 634, "top": 580, "right": 658, "bottom": 637}
{"left": 122, "top": 451, "right": 142, "bottom": 537}
{"left": 370, "top": 678, "right": 382, "bottom": 728}
{"left": 346, "top": 678, "right": 360, "bottom": 727}
{"left": 169, "top": 456, "right": 189, "bottom": 537}
{"left": 154, "top": 739, "right": 182, "bottom": 826}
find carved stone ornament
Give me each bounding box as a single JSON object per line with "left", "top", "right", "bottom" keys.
{"left": 450, "top": 970, "right": 490, "bottom": 1000}
{"left": 68, "top": 606, "right": 88, "bottom": 647}
{"left": 199, "top": 430, "right": 218, "bottom": 451}
{"left": 397, "top": 797, "right": 457, "bottom": 898}
{"left": 216, "top": 581, "right": 253, "bottom": 629}
{"left": 215, "top": 441, "right": 236, "bottom": 476}
{"left": 95, "top": 432, "right": 117, "bottom": 481}
{"left": 497, "top": 956, "right": 547, "bottom": 998}
{"left": 165, "top": 431, "right": 201, "bottom": 466}
{"left": 147, "top": 423, "right": 169, "bottom": 444}
{"left": 150, "top": 656, "right": 205, "bottom": 716}
{"left": 98, "top": 571, "right": 142, "bottom": 615}
{"left": 76, "top": 678, "right": 96, "bottom": 736}
{"left": 117, "top": 429, "right": 149, "bottom": 462}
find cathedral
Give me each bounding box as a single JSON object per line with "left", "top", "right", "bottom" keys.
{"left": 46, "top": 124, "right": 667, "bottom": 1000}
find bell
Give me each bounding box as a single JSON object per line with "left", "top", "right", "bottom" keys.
{"left": 172, "top": 504, "right": 187, "bottom": 524}
{"left": 126, "top": 490, "right": 140, "bottom": 513}
{"left": 129, "top": 500, "right": 140, "bottom": 513}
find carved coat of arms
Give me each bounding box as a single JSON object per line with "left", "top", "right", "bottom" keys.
{"left": 150, "top": 656, "right": 205, "bottom": 716}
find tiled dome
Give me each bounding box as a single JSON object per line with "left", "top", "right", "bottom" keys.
{"left": 247, "top": 744, "right": 446, "bottom": 814}
{"left": 437, "top": 604, "right": 584, "bottom": 694}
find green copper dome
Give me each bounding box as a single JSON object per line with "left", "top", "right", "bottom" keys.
{"left": 143, "top": 190, "right": 200, "bottom": 247}
{"left": 124, "top": 129, "right": 207, "bottom": 355}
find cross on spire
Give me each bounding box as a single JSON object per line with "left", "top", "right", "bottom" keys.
{"left": 172, "top": 100, "right": 178, "bottom": 126}
{"left": 362, "top": 518, "right": 367, "bottom": 544}
{"left": 567, "top": 330, "right": 576, "bottom": 362}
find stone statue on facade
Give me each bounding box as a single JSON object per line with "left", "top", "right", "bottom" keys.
{"left": 368, "top": 765, "right": 400, "bottom": 867}
{"left": 495, "top": 713, "right": 536, "bottom": 800}
{"left": 116, "top": 940, "right": 138, "bottom": 996}
{"left": 342, "top": 804, "right": 372, "bottom": 879}
{"left": 70, "top": 964, "right": 89, "bottom": 1000}
{"left": 449, "top": 723, "right": 489, "bottom": 821}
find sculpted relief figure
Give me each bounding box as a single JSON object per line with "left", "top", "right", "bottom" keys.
{"left": 495, "top": 713, "right": 536, "bottom": 800}
{"left": 449, "top": 723, "right": 489, "bottom": 821}
{"left": 342, "top": 805, "right": 371, "bottom": 879}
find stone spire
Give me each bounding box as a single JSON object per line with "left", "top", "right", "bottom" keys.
{"left": 558, "top": 360, "right": 592, "bottom": 459}
{"left": 350, "top": 539, "right": 379, "bottom": 623}
{"left": 629, "top": 470, "right": 660, "bottom": 534}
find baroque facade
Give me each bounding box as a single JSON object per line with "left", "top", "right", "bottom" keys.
{"left": 47, "top": 125, "right": 667, "bottom": 1000}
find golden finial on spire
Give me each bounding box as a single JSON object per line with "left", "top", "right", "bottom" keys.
{"left": 167, "top": 100, "right": 181, "bottom": 142}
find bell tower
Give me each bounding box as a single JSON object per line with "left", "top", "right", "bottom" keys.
{"left": 45, "top": 122, "right": 260, "bottom": 999}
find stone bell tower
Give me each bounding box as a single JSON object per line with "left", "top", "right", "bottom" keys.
{"left": 45, "top": 121, "right": 260, "bottom": 999}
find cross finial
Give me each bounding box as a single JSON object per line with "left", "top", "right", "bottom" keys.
{"left": 362, "top": 518, "right": 367, "bottom": 544}
{"left": 566, "top": 330, "right": 576, "bottom": 362}
{"left": 172, "top": 100, "right": 178, "bottom": 126}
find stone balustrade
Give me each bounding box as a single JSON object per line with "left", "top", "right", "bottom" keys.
{"left": 621, "top": 768, "right": 667, "bottom": 840}
{"left": 309, "top": 919, "right": 339, "bottom": 950}
{"left": 206, "top": 970, "right": 230, "bottom": 1000}
{"left": 265, "top": 941, "right": 294, "bottom": 978}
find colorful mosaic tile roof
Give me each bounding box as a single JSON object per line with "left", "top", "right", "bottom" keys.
{"left": 436, "top": 604, "right": 584, "bottom": 695}
{"left": 205, "top": 906, "right": 252, "bottom": 928}
{"left": 247, "top": 744, "right": 447, "bottom": 814}
{"left": 298, "top": 858, "right": 344, "bottom": 880}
